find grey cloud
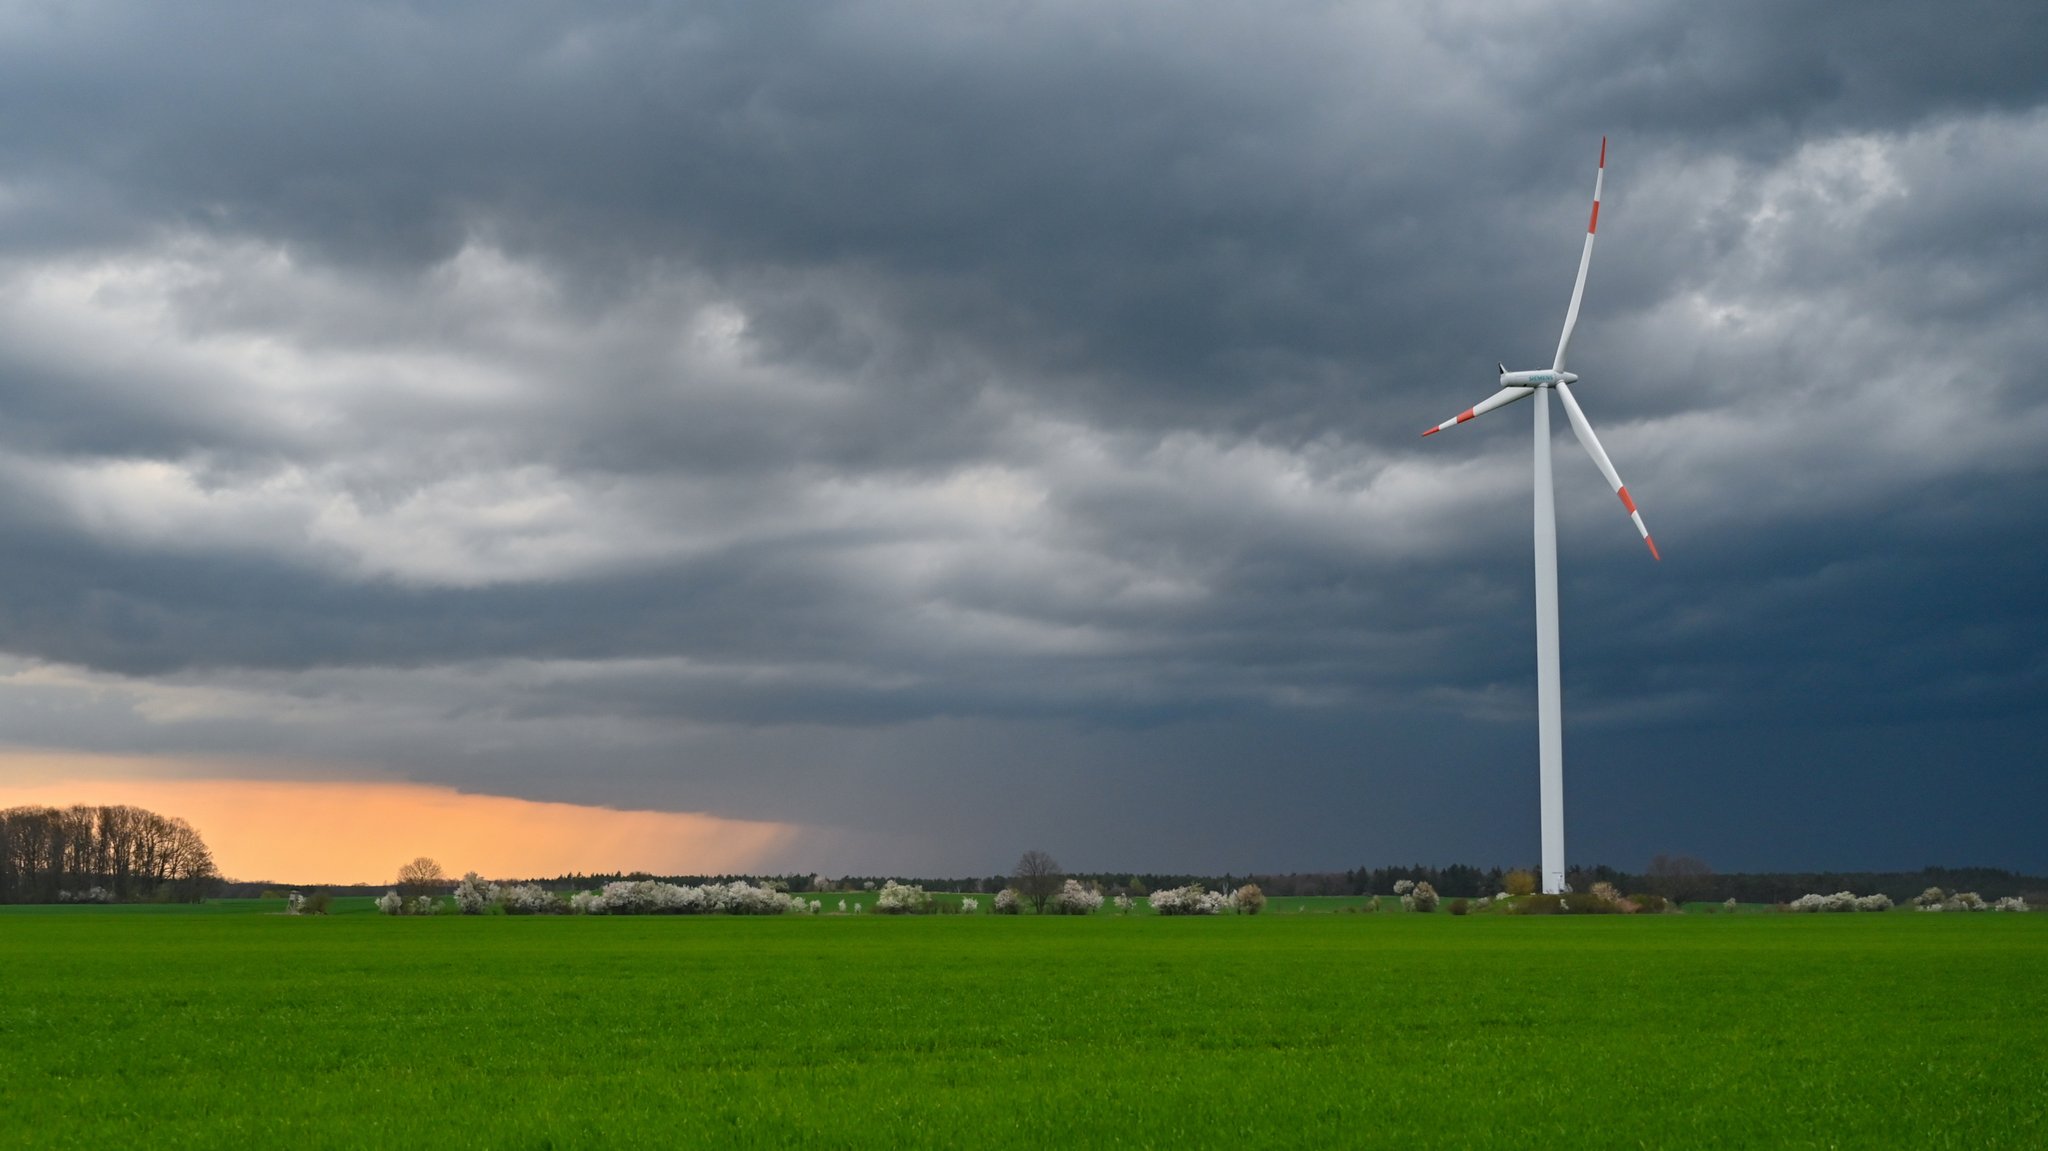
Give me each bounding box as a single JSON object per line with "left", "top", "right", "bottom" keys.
{"left": 0, "top": 2, "right": 2042, "bottom": 872}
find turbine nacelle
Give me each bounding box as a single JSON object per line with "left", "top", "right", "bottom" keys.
{"left": 1499, "top": 368, "right": 1576, "bottom": 388}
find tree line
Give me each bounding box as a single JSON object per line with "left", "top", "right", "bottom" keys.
{"left": 0, "top": 805, "right": 220, "bottom": 904}
{"left": 420, "top": 860, "right": 2046, "bottom": 906}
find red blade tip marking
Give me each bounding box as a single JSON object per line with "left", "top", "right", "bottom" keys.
{"left": 1455, "top": 408, "right": 1476, "bottom": 423}
{"left": 1588, "top": 200, "right": 1600, "bottom": 234}
{"left": 1645, "top": 536, "right": 1661, "bottom": 561}
{"left": 1617, "top": 486, "right": 1637, "bottom": 513}
{"left": 1599, "top": 136, "right": 1606, "bottom": 167}
{"left": 1421, "top": 427, "right": 1438, "bottom": 437}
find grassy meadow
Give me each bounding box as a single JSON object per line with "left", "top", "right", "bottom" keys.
{"left": 1, "top": 900, "right": 2043, "bottom": 1148}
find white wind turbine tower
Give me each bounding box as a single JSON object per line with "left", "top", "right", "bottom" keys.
{"left": 1421, "top": 138, "right": 1657, "bottom": 896}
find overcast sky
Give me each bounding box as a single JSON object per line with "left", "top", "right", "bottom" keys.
{"left": 0, "top": 1, "right": 2043, "bottom": 880}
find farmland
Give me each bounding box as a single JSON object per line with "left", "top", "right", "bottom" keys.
{"left": 2, "top": 901, "right": 2043, "bottom": 1148}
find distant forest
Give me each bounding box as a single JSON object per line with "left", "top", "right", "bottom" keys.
{"left": 219, "top": 861, "right": 2048, "bottom": 906}
{"left": 0, "top": 804, "right": 220, "bottom": 904}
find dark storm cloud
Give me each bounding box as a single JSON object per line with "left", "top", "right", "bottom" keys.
{"left": 0, "top": 2, "right": 2044, "bottom": 872}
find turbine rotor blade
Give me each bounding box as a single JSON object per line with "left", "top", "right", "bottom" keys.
{"left": 1421, "top": 386, "right": 1534, "bottom": 436}
{"left": 1555, "top": 382, "right": 1658, "bottom": 559}
{"left": 1552, "top": 137, "right": 1605, "bottom": 373}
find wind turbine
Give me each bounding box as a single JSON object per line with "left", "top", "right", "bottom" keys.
{"left": 1421, "top": 137, "right": 1657, "bottom": 896}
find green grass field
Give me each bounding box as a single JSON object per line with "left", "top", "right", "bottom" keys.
{"left": 2, "top": 902, "right": 2042, "bottom": 1148}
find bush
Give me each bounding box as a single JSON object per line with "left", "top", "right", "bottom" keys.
{"left": 1149, "top": 884, "right": 1230, "bottom": 916}
{"left": 1447, "top": 898, "right": 1469, "bottom": 916}
{"left": 1514, "top": 894, "right": 1564, "bottom": 915}
{"left": 497, "top": 883, "right": 562, "bottom": 914}
{"left": 302, "top": 892, "right": 332, "bottom": 915}
{"left": 1401, "top": 882, "right": 1439, "bottom": 913}
{"left": 285, "top": 892, "right": 307, "bottom": 915}
{"left": 453, "top": 872, "right": 492, "bottom": 915}
{"left": 1503, "top": 870, "right": 1538, "bottom": 897}
{"left": 569, "top": 879, "right": 806, "bottom": 915}
{"left": 959, "top": 896, "right": 979, "bottom": 914}
{"left": 1994, "top": 896, "right": 2030, "bottom": 912}
{"left": 1561, "top": 892, "right": 1619, "bottom": 914}
{"left": 1788, "top": 891, "right": 1891, "bottom": 913}
{"left": 1589, "top": 881, "right": 1623, "bottom": 905}
{"left": 1787, "top": 892, "right": 1858, "bottom": 913}
{"left": 1113, "top": 893, "right": 1133, "bottom": 915}
{"left": 874, "top": 880, "right": 935, "bottom": 914}
{"left": 1234, "top": 884, "right": 1266, "bottom": 916}
{"left": 992, "top": 888, "right": 1021, "bottom": 915}
{"left": 1050, "top": 878, "right": 1104, "bottom": 915}
{"left": 1392, "top": 880, "right": 1415, "bottom": 896}
{"left": 1629, "top": 893, "right": 1669, "bottom": 913}
{"left": 1723, "top": 897, "right": 1738, "bottom": 912}
{"left": 375, "top": 891, "right": 403, "bottom": 915}
{"left": 1917, "top": 890, "right": 1991, "bottom": 912}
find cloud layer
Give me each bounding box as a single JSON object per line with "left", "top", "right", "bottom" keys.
{"left": 0, "top": 2, "right": 2043, "bottom": 875}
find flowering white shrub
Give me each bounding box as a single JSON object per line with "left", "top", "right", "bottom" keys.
{"left": 1114, "top": 894, "right": 1133, "bottom": 915}
{"left": 874, "top": 880, "right": 935, "bottom": 914}
{"left": 1149, "top": 884, "right": 1231, "bottom": 916}
{"left": 1051, "top": 878, "right": 1104, "bottom": 915}
{"left": 1589, "top": 882, "right": 1622, "bottom": 906}
{"left": 993, "top": 888, "right": 1020, "bottom": 914}
{"left": 376, "top": 891, "right": 403, "bottom": 915}
{"left": 1724, "top": 897, "right": 1739, "bottom": 912}
{"left": 1401, "top": 882, "right": 1440, "bottom": 912}
{"left": 410, "top": 896, "right": 436, "bottom": 916}
{"left": 1919, "top": 890, "right": 1991, "bottom": 912}
{"left": 1496, "top": 892, "right": 1512, "bottom": 902}
{"left": 1393, "top": 880, "right": 1415, "bottom": 896}
{"left": 810, "top": 900, "right": 823, "bottom": 914}
{"left": 1788, "top": 891, "right": 1893, "bottom": 912}
{"left": 285, "top": 891, "right": 307, "bottom": 915}
{"left": 1911, "top": 886, "right": 1946, "bottom": 908}
{"left": 1234, "top": 884, "right": 1267, "bottom": 915}
{"left": 1994, "top": 896, "right": 2030, "bottom": 912}
{"left": 959, "top": 897, "right": 979, "bottom": 914}
{"left": 836, "top": 898, "right": 848, "bottom": 913}
{"left": 453, "top": 872, "right": 492, "bottom": 915}
{"left": 569, "top": 879, "right": 800, "bottom": 915}
{"left": 58, "top": 887, "right": 115, "bottom": 904}
{"left": 497, "top": 883, "right": 562, "bottom": 914}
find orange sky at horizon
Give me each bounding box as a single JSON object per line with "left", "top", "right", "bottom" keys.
{"left": 0, "top": 754, "right": 809, "bottom": 884}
